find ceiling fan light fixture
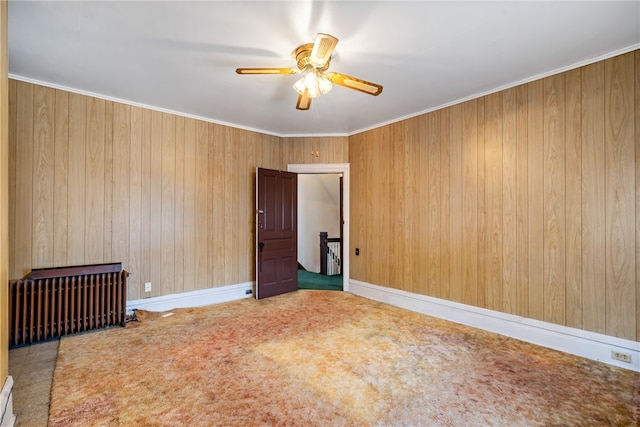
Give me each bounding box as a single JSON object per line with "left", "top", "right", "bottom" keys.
{"left": 293, "top": 68, "right": 332, "bottom": 99}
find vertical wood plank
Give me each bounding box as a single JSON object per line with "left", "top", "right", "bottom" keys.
{"left": 112, "top": 103, "right": 130, "bottom": 268}
{"left": 149, "top": 111, "right": 162, "bottom": 295}
{"left": 581, "top": 61, "right": 606, "bottom": 334}
{"left": 485, "top": 92, "right": 503, "bottom": 311}
{"left": 449, "top": 104, "right": 463, "bottom": 302}
{"left": 476, "top": 98, "right": 487, "bottom": 308}
{"left": 502, "top": 88, "right": 517, "bottom": 314}
{"left": 543, "top": 74, "right": 567, "bottom": 325}
{"left": 103, "top": 101, "right": 114, "bottom": 262}
{"left": 32, "top": 85, "right": 55, "bottom": 268}
{"left": 388, "top": 122, "right": 402, "bottom": 288}
{"left": 407, "top": 122, "right": 420, "bottom": 293}
{"left": 565, "top": 68, "right": 583, "bottom": 329}
{"left": 194, "top": 120, "right": 208, "bottom": 289}
{"left": 174, "top": 116, "right": 185, "bottom": 293}
{"left": 53, "top": 91, "right": 69, "bottom": 267}
{"left": 462, "top": 99, "right": 478, "bottom": 306}
{"left": 183, "top": 118, "right": 197, "bottom": 291}
{"left": 15, "top": 82, "right": 34, "bottom": 276}
{"left": 440, "top": 109, "right": 451, "bottom": 300}
{"left": 417, "top": 115, "right": 430, "bottom": 296}
{"left": 427, "top": 111, "right": 441, "bottom": 297}
{"left": 141, "top": 108, "right": 152, "bottom": 294}
{"left": 604, "top": 53, "right": 635, "bottom": 339}
{"left": 8, "top": 79, "right": 16, "bottom": 279}
{"left": 635, "top": 50, "right": 640, "bottom": 342}
{"left": 211, "top": 125, "right": 226, "bottom": 286}
{"left": 636, "top": 50, "right": 640, "bottom": 342}
{"left": 515, "top": 85, "right": 529, "bottom": 316}
{"left": 85, "top": 97, "right": 105, "bottom": 264}
{"left": 160, "top": 113, "right": 175, "bottom": 295}
{"left": 68, "top": 93, "right": 86, "bottom": 265}
{"left": 128, "top": 106, "right": 143, "bottom": 299}
{"left": 225, "top": 128, "right": 239, "bottom": 284}
{"left": 527, "top": 80, "right": 545, "bottom": 321}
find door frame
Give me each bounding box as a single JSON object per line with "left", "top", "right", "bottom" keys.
{"left": 288, "top": 163, "right": 350, "bottom": 292}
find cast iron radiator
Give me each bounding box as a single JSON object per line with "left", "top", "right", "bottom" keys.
{"left": 9, "top": 263, "right": 129, "bottom": 347}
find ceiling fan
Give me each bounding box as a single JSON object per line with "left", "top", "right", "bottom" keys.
{"left": 235, "top": 33, "right": 383, "bottom": 110}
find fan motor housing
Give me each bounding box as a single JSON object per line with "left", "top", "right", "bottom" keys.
{"left": 292, "top": 43, "right": 330, "bottom": 72}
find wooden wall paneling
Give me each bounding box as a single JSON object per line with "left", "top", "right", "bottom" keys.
{"left": 502, "top": 88, "right": 517, "bottom": 314}
{"left": 461, "top": 99, "right": 478, "bottom": 306}
{"left": 141, "top": 109, "right": 152, "bottom": 295}
{"left": 604, "top": 53, "right": 635, "bottom": 339}
{"left": 565, "top": 68, "right": 583, "bottom": 329}
{"left": 149, "top": 110, "right": 163, "bottom": 295}
{"left": 32, "top": 85, "right": 55, "bottom": 268}
{"left": 439, "top": 109, "right": 451, "bottom": 300}
{"left": 102, "top": 101, "right": 114, "bottom": 263}
{"left": 417, "top": 116, "right": 430, "bottom": 295}
{"left": 527, "top": 80, "right": 545, "bottom": 321}
{"left": 85, "top": 97, "right": 105, "bottom": 265}
{"left": 427, "top": 111, "right": 441, "bottom": 297}
{"left": 542, "top": 73, "right": 566, "bottom": 325}
{"left": 476, "top": 98, "right": 487, "bottom": 308}
{"left": 581, "top": 61, "right": 606, "bottom": 334}
{"left": 67, "top": 93, "right": 87, "bottom": 266}
{"left": 485, "top": 92, "right": 503, "bottom": 312}
{"left": 14, "top": 82, "right": 34, "bottom": 276}
{"left": 183, "top": 118, "right": 197, "bottom": 291}
{"left": 636, "top": 50, "right": 640, "bottom": 342}
{"left": 160, "top": 113, "right": 175, "bottom": 295}
{"left": 173, "top": 116, "right": 185, "bottom": 293}
{"left": 194, "top": 120, "right": 209, "bottom": 289}
{"left": 449, "top": 104, "right": 463, "bottom": 302}
{"left": 7, "top": 79, "right": 16, "bottom": 279}
{"left": 128, "top": 106, "right": 143, "bottom": 299}
{"left": 515, "top": 85, "right": 529, "bottom": 316}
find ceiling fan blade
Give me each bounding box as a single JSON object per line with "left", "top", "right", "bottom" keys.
{"left": 309, "top": 33, "right": 338, "bottom": 68}
{"left": 235, "top": 68, "right": 297, "bottom": 75}
{"left": 326, "top": 72, "right": 383, "bottom": 96}
{"left": 296, "top": 90, "right": 312, "bottom": 110}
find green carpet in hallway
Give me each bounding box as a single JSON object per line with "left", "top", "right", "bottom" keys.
{"left": 297, "top": 270, "right": 342, "bottom": 291}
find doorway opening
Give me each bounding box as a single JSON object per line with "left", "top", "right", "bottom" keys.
{"left": 288, "top": 163, "right": 350, "bottom": 292}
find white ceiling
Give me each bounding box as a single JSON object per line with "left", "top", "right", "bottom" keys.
{"left": 8, "top": 1, "right": 640, "bottom": 137}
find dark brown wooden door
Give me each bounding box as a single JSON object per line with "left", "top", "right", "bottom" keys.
{"left": 256, "top": 168, "right": 298, "bottom": 299}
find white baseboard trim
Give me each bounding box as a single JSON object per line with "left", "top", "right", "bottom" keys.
{"left": 349, "top": 280, "right": 640, "bottom": 372}
{"left": 0, "top": 376, "right": 16, "bottom": 427}
{"left": 127, "top": 282, "right": 254, "bottom": 313}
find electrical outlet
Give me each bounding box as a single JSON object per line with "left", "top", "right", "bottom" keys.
{"left": 611, "top": 351, "right": 632, "bottom": 363}
{"left": 145, "top": 282, "right": 152, "bottom": 293}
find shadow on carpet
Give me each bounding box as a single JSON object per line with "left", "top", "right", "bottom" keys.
{"left": 297, "top": 269, "right": 342, "bottom": 290}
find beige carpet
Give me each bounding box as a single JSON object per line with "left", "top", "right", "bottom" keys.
{"left": 49, "top": 290, "right": 639, "bottom": 426}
